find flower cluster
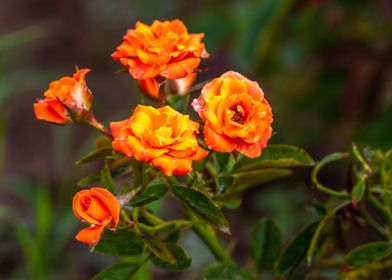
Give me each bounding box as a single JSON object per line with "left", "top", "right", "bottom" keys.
{"left": 33, "top": 19, "right": 273, "bottom": 245}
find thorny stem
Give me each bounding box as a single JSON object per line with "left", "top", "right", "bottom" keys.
{"left": 84, "top": 112, "right": 113, "bottom": 139}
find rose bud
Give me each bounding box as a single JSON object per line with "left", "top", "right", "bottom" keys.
{"left": 33, "top": 68, "right": 93, "bottom": 124}
{"left": 72, "top": 187, "right": 120, "bottom": 245}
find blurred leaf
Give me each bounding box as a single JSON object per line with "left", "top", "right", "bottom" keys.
{"left": 92, "top": 261, "right": 141, "bottom": 280}
{"left": 130, "top": 184, "right": 167, "bottom": 207}
{"left": 0, "top": 24, "right": 45, "bottom": 51}
{"left": 101, "top": 159, "right": 115, "bottom": 192}
{"left": 142, "top": 233, "right": 175, "bottom": 264}
{"left": 217, "top": 168, "right": 292, "bottom": 201}
{"left": 75, "top": 147, "right": 113, "bottom": 165}
{"left": 233, "top": 168, "right": 293, "bottom": 191}
{"left": 233, "top": 144, "right": 314, "bottom": 172}
{"left": 251, "top": 218, "right": 282, "bottom": 272}
{"left": 234, "top": 0, "right": 295, "bottom": 69}
{"left": 214, "top": 153, "right": 234, "bottom": 174}
{"left": 77, "top": 165, "right": 132, "bottom": 187}
{"left": 311, "top": 152, "right": 350, "bottom": 197}
{"left": 152, "top": 243, "right": 192, "bottom": 272}
{"left": 172, "top": 186, "right": 230, "bottom": 233}
{"left": 203, "top": 263, "right": 253, "bottom": 280}
{"left": 95, "top": 229, "right": 144, "bottom": 256}
{"left": 77, "top": 173, "right": 101, "bottom": 187}
{"left": 166, "top": 94, "right": 189, "bottom": 114}
{"left": 276, "top": 221, "right": 319, "bottom": 276}
{"left": 216, "top": 175, "right": 235, "bottom": 195}
{"left": 190, "top": 8, "right": 234, "bottom": 52}
{"left": 306, "top": 200, "right": 350, "bottom": 266}
{"left": 345, "top": 242, "right": 392, "bottom": 269}
{"left": 309, "top": 200, "right": 327, "bottom": 216}
{"left": 95, "top": 135, "right": 113, "bottom": 149}
{"left": 142, "top": 219, "right": 193, "bottom": 234}
{"left": 351, "top": 179, "right": 366, "bottom": 203}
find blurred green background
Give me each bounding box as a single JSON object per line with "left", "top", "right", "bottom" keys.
{"left": 0, "top": 0, "right": 391, "bottom": 279}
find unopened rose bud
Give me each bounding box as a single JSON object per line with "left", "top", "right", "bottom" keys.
{"left": 33, "top": 68, "right": 93, "bottom": 124}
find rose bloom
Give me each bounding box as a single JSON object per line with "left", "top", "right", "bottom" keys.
{"left": 112, "top": 19, "right": 208, "bottom": 98}
{"left": 72, "top": 187, "right": 120, "bottom": 245}
{"left": 33, "top": 68, "right": 93, "bottom": 124}
{"left": 192, "top": 71, "right": 273, "bottom": 158}
{"left": 110, "top": 105, "right": 208, "bottom": 176}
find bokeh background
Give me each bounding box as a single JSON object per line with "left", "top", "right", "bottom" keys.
{"left": 0, "top": 0, "right": 391, "bottom": 279}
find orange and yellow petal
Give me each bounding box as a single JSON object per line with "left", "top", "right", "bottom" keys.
{"left": 204, "top": 122, "right": 236, "bottom": 153}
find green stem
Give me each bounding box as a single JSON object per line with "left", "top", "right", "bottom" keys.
{"left": 84, "top": 112, "right": 113, "bottom": 138}
{"left": 188, "top": 214, "right": 235, "bottom": 266}
{"left": 368, "top": 195, "right": 392, "bottom": 236}
{"left": 359, "top": 207, "right": 389, "bottom": 240}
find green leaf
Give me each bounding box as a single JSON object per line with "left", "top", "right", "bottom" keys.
{"left": 306, "top": 200, "right": 351, "bottom": 266}
{"left": 311, "top": 152, "right": 350, "bottom": 198}
{"left": 142, "top": 233, "right": 176, "bottom": 264}
{"left": 92, "top": 261, "right": 141, "bottom": 280}
{"left": 95, "top": 135, "right": 112, "bottom": 149}
{"left": 251, "top": 218, "right": 282, "bottom": 271}
{"left": 351, "top": 176, "right": 367, "bottom": 203}
{"left": 152, "top": 243, "right": 191, "bottom": 272}
{"left": 216, "top": 175, "right": 235, "bottom": 196}
{"left": 345, "top": 242, "right": 392, "bottom": 269}
{"left": 101, "top": 159, "right": 115, "bottom": 192}
{"left": 172, "top": 186, "right": 230, "bottom": 233}
{"left": 214, "top": 153, "right": 234, "bottom": 173}
{"left": 233, "top": 168, "right": 293, "bottom": 191}
{"left": 142, "top": 219, "right": 193, "bottom": 234}
{"left": 130, "top": 184, "right": 167, "bottom": 207}
{"left": 217, "top": 168, "right": 292, "bottom": 200}
{"left": 233, "top": 144, "right": 314, "bottom": 172}
{"left": 77, "top": 165, "right": 132, "bottom": 187}
{"left": 165, "top": 94, "right": 189, "bottom": 113}
{"left": 75, "top": 147, "right": 113, "bottom": 165}
{"left": 77, "top": 173, "right": 101, "bottom": 187}
{"left": 276, "top": 221, "right": 319, "bottom": 276}
{"left": 95, "top": 229, "right": 144, "bottom": 256}
{"left": 203, "top": 263, "right": 253, "bottom": 280}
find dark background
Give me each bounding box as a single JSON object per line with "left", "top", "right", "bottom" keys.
{"left": 0, "top": 0, "right": 391, "bottom": 279}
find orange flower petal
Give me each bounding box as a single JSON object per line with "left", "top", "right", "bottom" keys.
{"left": 127, "top": 135, "right": 168, "bottom": 161}
{"left": 75, "top": 225, "right": 105, "bottom": 245}
{"left": 140, "top": 78, "right": 160, "bottom": 99}
{"left": 161, "top": 57, "right": 200, "bottom": 79}
{"left": 112, "top": 19, "right": 208, "bottom": 81}
{"left": 193, "top": 146, "right": 209, "bottom": 161}
{"left": 204, "top": 122, "right": 236, "bottom": 153}
{"left": 152, "top": 155, "right": 193, "bottom": 176}
{"left": 111, "top": 105, "right": 206, "bottom": 176}
{"left": 33, "top": 99, "right": 69, "bottom": 124}
{"left": 90, "top": 188, "right": 120, "bottom": 227}
{"left": 110, "top": 119, "right": 130, "bottom": 139}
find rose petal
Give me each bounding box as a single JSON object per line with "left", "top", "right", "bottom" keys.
{"left": 75, "top": 225, "right": 105, "bottom": 245}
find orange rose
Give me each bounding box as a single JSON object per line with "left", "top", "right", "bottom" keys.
{"left": 110, "top": 105, "right": 208, "bottom": 176}
{"left": 33, "top": 68, "right": 93, "bottom": 124}
{"left": 192, "top": 71, "right": 273, "bottom": 158}
{"left": 72, "top": 187, "right": 120, "bottom": 245}
{"left": 112, "top": 19, "right": 208, "bottom": 98}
